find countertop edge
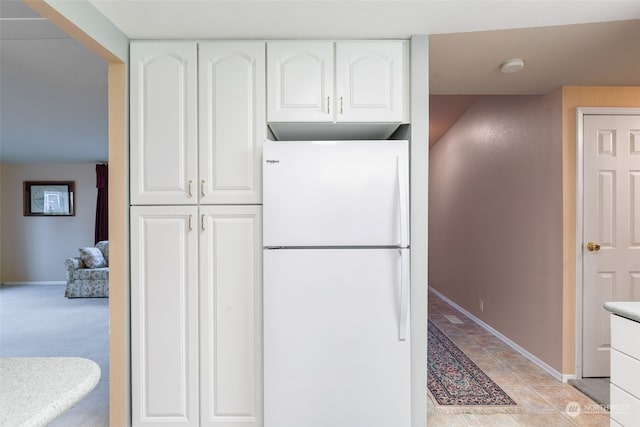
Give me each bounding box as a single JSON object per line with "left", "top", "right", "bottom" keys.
{"left": 604, "top": 301, "right": 640, "bottom": 323}
{"left": 0, "top": 357, "right": 101, "bottom": 427}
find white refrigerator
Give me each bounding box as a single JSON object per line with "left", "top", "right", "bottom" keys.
{"left": 263, "top": 140, "right": 411, "bottom": 427}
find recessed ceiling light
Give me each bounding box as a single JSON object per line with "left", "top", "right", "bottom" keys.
{"left": 500, "top": 58, "right": 525, "bottom": 74}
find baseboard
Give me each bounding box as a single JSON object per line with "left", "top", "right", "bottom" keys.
{"left": 429, "top": 287, "right": 565, "bottom": 382}
{"left": 1, "top": 281, "right": 66, "bottom": 286}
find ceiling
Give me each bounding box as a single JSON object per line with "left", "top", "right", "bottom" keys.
{"left": 428, "top": 18, "right": 640, "bottom": 143}
{"left": 0, "top": 0, "right": 108, "bottom": 163}
{"left": 1, "top": 0, "right": 639, "bottom": 162}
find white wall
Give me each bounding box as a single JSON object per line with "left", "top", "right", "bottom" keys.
{"left": 0, "top": 163, "right": 98, "bottom": 283}
{"left": 42, "top": 0, "right": 128, "bottom": 62}
{"left": 409, "top": 35, "right": 428, "bottom": 427}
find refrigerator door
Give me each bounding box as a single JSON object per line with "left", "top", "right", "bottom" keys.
{"left": 263, "top": 140, "right": 409, "bottom": 248}
{"left": 264, "top": 248, "right": 411, "bottom": 427}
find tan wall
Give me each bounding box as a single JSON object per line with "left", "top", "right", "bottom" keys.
{"left": 561, "top": 86, "right": 640, "bottom": 375}
{"left": 0, "top": 163, "right": 98, "bottom": 282}
{"left": 429, "top": 93, "right": 564, "bottom": 372}
{"left": 107, "top": 62, "right": 128, "bottom": 427}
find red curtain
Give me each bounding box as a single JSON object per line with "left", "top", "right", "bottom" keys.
{"left": 95, "top": 164, "right": 109, "bottom": 243}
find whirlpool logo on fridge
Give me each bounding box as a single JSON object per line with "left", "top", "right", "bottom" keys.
{"left": 265, "top": 159, "right": 280, "bottom": 165}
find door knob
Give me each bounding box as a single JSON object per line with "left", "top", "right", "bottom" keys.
{"left": 586, "top": 242, "right": 601, "bottom": 252}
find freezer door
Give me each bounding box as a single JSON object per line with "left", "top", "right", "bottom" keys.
{"left": 264, "top": 248, "right": 411, "bottom": 427}
{"left": 263, "top": 140, "right": 409, "bottom": 247}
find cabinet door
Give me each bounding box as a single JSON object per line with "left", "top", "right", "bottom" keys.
{"left": 335, "top": 41, "right": 405, "bottom": 123}
{"left": 131, "top": 42, "right": 198, "bottom": 205}
{"left": 199, "top": 42, "right": 265, "bottom": 204}
{"left": 267, "top": 41, "right": 333, "bottom": 122}
{"left": 199, "top": 206, "right": 263, "bottom": 427}
{"left": 131, "top": 206, "right": 199, "bottom": 427}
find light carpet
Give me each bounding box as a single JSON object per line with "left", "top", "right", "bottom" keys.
{"left": 0, "top": 284, "right": 109, "bottom": 427}
{"left": 568, "top": 378, "right": 610, "bottom": 408}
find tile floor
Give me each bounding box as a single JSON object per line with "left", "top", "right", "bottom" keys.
{"left": 427, "top": 292, "right": 610, "bottom": 427}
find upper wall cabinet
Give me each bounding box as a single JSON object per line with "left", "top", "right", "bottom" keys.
{"left": 267, "top": 42, "right": 333, "bottom": 123}
{"left": 131, "top": 42, "right": 198, "bottom": 205}
{"left": 131, "top": 41, "right": 265, "bottom": 205}
{"left": 267, "top": 41, "right": 408, "bottom": 124}
{"left": 336, "top": 42, "right": 407, "bottom": 122}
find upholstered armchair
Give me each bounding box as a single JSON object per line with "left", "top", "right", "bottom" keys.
{"left": 64, "top": 241, "right": 109, "bottom": 298}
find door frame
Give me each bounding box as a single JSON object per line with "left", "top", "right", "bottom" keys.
{"left": 574, "top": 106, "right": 640, "bottom": 379}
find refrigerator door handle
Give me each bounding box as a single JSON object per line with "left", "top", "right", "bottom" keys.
{"left": 399, "top": 249, "right": 410, "bottom": 341}
{"left": 397, "top": 155, "right": 409, "bottom": 247}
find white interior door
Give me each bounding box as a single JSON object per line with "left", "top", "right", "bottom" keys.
{"left": 582, "top": 114, "right": 640, "bottom": 377}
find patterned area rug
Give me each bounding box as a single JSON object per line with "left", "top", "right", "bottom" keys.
{"left": 428, "top": 320, "right": 521, "bottom": 413}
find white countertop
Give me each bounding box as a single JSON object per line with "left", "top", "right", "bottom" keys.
{"left": 0, "top": 357, "right": 100, "bottom": 427}
{"left": 604, "top": 301, "right": 640, "bottom": 323}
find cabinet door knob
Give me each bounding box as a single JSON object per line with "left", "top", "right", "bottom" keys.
{"left": 188, "top": 180, "right": 193, "bottom": 197}
{"left": 340, "top": 96, "right": 344, "bottom": 114}
{"left": 188, "top": 214, "right": 193, "bottom": 231}
{"left": 201, "top": 180, "right": 206, "bottom": 197}
{"left": 327, "top": 96, "right": 330, "bottom": 114}
{"left": 201, "top": 214, "right": 205, "bottom": 231}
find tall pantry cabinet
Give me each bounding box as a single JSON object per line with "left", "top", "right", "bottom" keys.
{"left": 130, "top": 41, "right": 264, "bottom": 427}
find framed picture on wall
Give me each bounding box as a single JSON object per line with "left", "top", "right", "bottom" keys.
{"left": 23, "top": 181, "right": 75, "bottom": 216}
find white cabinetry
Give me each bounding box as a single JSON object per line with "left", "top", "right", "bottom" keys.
{"left": 266, "top": 42, "right": 333, "bottom": 123}
{"left": 335, "top": 41, "right": 407, "bottom": 123}
{"left": 200, "top": 206, "right": 263, "bottom": 427}
{"left": 131, "top": 206, "right": 199, "bottom": 427}
{"left": 199, "top": 42, "right": 265, "bottom": 204}
{"left": 609, "top": 314, "right": 640, "bottom": 426}
{"left": 131, "top": 206, "right": 263, "bottom": 427}
{"left": 130, "top": 42, "right": 198, "bottom": 205}
{"left": 131, "top": 41, "right": 265, "bottom": 205}
{"left": 131, "top": 41, "right": 264, "bottom": 427}
{"left": 267, "top": 40, "right": 407, "bottom": 125}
